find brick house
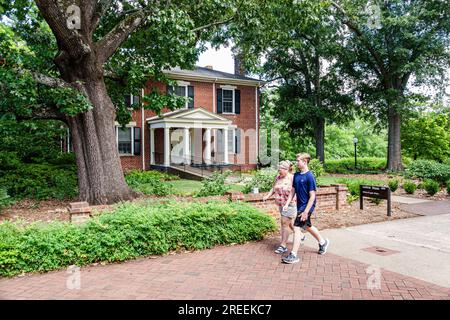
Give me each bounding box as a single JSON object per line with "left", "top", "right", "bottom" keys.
{"left": 115, "top": 65, "right": 265, "bottom": 174}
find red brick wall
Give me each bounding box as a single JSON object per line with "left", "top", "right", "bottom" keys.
{"left": 119, "top": 79, "right": 259, "bottom": 172}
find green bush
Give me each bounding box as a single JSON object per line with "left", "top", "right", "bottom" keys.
{"left": 0, "top": 163, "right": 78, "bottom": 200}
{"left": 125, "top": 170, "right": 179, "bottom": 187}
{"left": 0, "top": 200, "right": 276, "bottom": 277}
{"left": 196, "top": 170, "right": 232, "bottom": 197}
{"left": 423, "top": 179, "right": 440, "bottom": 196}
{"left": 388, "top": 179, "right": 399, "bottom": 192}
{"left": 403, "top": 181, "right": 417, "bottom": 194}
{"left": 404, "top": 160, "right": 450, "bottom": 184}
{"left": 333, "top": 178, "right": 383, "bottom": 197}
{"left": 446, "top": 180, "right": 450, "bottom": 195}
{"left": 324, "top": 157, "right": 386, "bottom": 173}
{"left": 242, "top": 168, "right": 277, "bottom": 194}
{"left": 0, "top": 188, "right": 14, "bottom": 212}
{"left": 308, "top": 159, "right": 325, "bottom": 178}
{"left": 132, "top": 180, "right": 174, "bottom": 196}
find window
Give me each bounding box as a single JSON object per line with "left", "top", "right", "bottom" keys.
{"left": 173, "top": 85, "right": 189, "bottom": 108}
{"left": 124, "top": 94, "right": 140, "bottom": 109}
{"left": 222, "top": 89, "right": 234, "bottom": 113}
{"left": 116, "top": 127, "right": 133, "bottom": 155}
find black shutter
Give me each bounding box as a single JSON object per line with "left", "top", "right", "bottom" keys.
{"left": 133, "top": 127, "right": 141, "bottom": 156}
{"left": 235, "top": 128, "right": 241, "bottom": 154}
{"left": 235, "top": 89, "right": 240, "bottom": 114}
{"left": 188, "top": 86, "right": 194, "bottom": 109}
{"left": 217, "top": 88, "right": 222, "bottom": 113}
{"left": 166, "top": 84, "right": 173, "bottom": 95}
{"left": 124, "top": 94, "right": 131, "bottom": 107}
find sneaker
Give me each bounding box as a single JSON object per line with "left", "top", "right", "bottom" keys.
{"left": 282, "top": 252, "right": 299, "bottom": 264}
{"left": 274, "top": 245, "right": 288, "bottom": 254}
{"left": 318, "top": 238, "right": 330, "bottom": 255}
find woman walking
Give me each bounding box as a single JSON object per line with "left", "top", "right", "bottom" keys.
{"left": 263, "top": 160, "right": 305, "bottom": 254}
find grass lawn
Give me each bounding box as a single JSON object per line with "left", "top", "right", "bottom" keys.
{"left": 165, "top": 179, "right": 244, "bottom": 196}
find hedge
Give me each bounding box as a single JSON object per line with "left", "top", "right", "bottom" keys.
{"left": 324, "top": 157, "right": 386, "bottom": 173}
{"left": 0, "top": 200, "right": 276, "bottom": 277}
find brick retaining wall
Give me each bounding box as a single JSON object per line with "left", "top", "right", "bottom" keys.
{"left": 67, "top": 184, "right": 348, "bottom": 223}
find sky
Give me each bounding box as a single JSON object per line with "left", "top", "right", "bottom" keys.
{"left": 197, "top": 44, "right": 235, "bottom": 74}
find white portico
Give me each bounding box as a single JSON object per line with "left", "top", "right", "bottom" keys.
{"left": 147, "top": 108, "right": 236, "bottom": 167}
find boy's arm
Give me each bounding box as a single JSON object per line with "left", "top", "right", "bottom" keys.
{"left": 301, "top": 191, "right": 316, "bottom": 220}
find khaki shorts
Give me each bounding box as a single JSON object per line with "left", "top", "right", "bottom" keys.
{"left": 279, "top": 204, "right": 297, "bottom": 218}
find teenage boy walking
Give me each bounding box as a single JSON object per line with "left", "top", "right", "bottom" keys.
{"left": 281, "top": 153, "right": 329, "bottom": 264}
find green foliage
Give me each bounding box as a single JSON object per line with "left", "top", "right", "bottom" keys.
{"left": 0, "top": 162, "right": 78, "bottom": 200}
{"left": 388, "top": 179, "right": 399, "bottom": 192}
{"left": 125, "top": 170, "right": 180, "bottom": 196}
{"left": 404, "top": 160, "right": 450, "bottom": 184}
{"left": 125, "top": 170, "right": 179, "bottom": 186}
{"left": 0, "top": 200, "right": 277, "bottom": 277}
{"left": 403, "top": 181, "right": 417, "bottom": 195}
{"left": 423, "top": 179, "right": 440, "bottom": 196}
{"left": 0, "top": 188, "right": 14, "bottom": 212}
{"left": 334, "top": 178, "right": 383, "bottom": 197}
{"left": 446, "top": 180, "right": 450, "bottom": 195}
{"left": 308, "top": 159, "right": 325, "bottom": 178}
{"left": 242, "top": 169, "right": 277, "bottom": 194}
{"left": 324, "top": 158, "right": 386, "bottom": 174}
{"left": 402, "top": 112, "right": 450, "bottom": 162}
{"left": 196, "top": 170, "right": 232, "bottom": 197}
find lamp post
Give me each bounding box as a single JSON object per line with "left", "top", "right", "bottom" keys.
{"left": 353, "top": 137, "right": 358, "bottom": 169}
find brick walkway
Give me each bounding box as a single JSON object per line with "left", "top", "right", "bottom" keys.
{"left": 1, "top": 237, "right": 449, "bottom": 300}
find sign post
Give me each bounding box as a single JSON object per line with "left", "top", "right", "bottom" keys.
{"left": 360, "top": 185, "right": 392, "bottom": 216}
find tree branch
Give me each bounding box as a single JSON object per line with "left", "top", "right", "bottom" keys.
{"left": 16, "top": 69, "right": 72, "bottom": 89}
{"left": 330, "top": 1, "right": 387, "bottom": 78}
{"left": 96, "top": 9, "right": 147, "bottom": 63}
{"left": 15, "top": 103, "right": 68, "bottom": 123}
{"left": 35, "top": 0, "right": 91, "bottom": 59}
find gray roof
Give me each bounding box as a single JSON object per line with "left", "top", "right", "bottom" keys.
{"left": 168, "top": 66, "right": 262, "bottom": 82}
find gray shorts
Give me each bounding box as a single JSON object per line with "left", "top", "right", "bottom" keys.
{"left": 279, "top": 204, "right": 297, "bottom": 218}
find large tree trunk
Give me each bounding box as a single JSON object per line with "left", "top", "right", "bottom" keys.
{"left": 62, "top": 61, "right": 137, "bottom": 204}
{"left": 387, "top": 105, "right": 403, "bottom": 172}
{"left": 314, "top": 117, "right": 325, "bottom": 163}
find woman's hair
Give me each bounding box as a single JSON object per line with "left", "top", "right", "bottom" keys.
{"left": 278, "top": 160, "right": 294, "bottom": 173}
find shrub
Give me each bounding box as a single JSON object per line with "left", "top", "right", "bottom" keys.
{"left": 404, "top": 160, "right": 450, "bottom": 184}
{"left": 0, "top": 163, "right": 78, "bottom": 200}
{"left": 125, "top": 170, "right": 179, "bottom": 187}
{"left": 324, "top": 157, "right": 386, "bottom": 174}
{"left": 388, "top": 179, "right": 399, "bottom": 192}
{"left": 132, "top": 180, "right": 174, "bottom": 196}
{"left": 403, "top": 181, "right": 417, "bottom": 194}
{"left": 0, "top": 188, "right": 14, "bottom": 212}
{"left": 0, "top": 200, "right": 276, "bottom": 277}
{"left": 308, "top": 159, "right": 325, "bottom": 178}
{"left": 242, "top": 168, "right": 277, "bottom": 194}
{"left": 423, "top": 179, "right": 440, "bottom": 196}
{"left": 446, "top": 180, "right": 450, "bottom": 195}
{"left": 333, "top": 178, "right": 383, "bottom": 197}
{"left": 196, "top": 170, "right": 232, "bottom": 197}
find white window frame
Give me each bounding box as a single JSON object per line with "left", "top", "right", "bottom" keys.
{"left": 125, "top": 93, "right": 140, "bottom": 111}
{"left": 222, "top": 88, "right": 235, "bottom": 114}
{"left": 116, "top": 125, "right": 134, "bottom": 156}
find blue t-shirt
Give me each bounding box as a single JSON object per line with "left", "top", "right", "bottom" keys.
{"left": 292, "top": 171, "right": 317, "bottom": 213}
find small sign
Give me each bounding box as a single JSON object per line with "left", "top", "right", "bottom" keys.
{"left": 360, "top": 185, "right": 392, "bottom": 216}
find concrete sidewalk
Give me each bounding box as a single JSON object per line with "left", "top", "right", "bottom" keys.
{"left": 1, "top": 215, "right": 450, "bottom": 300}
{"left": 310, "top": 214, "right": 450, "bottom": 289}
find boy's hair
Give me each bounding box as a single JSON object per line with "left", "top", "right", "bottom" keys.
{"left": 296, "top": 153, "right": 311, "bottom": 164}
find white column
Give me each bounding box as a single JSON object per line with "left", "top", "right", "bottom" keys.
{"left": 223, "top": 128, "right": 229, "bottom": 164}
{"left": 183, "top": 127, "right": 190, "bottom": 165}
{"left": 164, "top": 127, "right": 170, "bottom": 166}
{"left": 150, "top": 128, "right": 155, "bottom": 165}
{"left": 205, "top": 128, "right": 211, "bottom": 165}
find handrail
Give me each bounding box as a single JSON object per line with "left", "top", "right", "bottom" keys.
{"left": 152, "top": 151, "right": 242, "bottom": 178}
